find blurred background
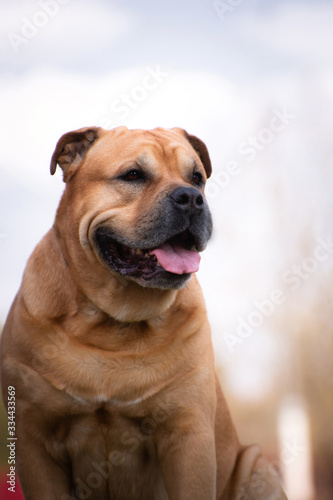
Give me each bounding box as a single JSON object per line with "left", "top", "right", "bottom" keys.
{"left": 1, "top": 0, "right": 333, "bottom": 498}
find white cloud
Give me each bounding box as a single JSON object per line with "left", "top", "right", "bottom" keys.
{"left": 242, "top": 3, "right": 333, "bottom": 66}
{"left": 1, "top": 0, "right": 130, "bottom": 63}
{"left": 0, "top": 66, "right": 247, "bottom": 192}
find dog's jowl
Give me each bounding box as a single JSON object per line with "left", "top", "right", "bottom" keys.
{"left": 0, "top": 126, "right": 288, "bottom": 500}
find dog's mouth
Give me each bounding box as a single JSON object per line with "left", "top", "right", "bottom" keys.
{"left": 94, "top": 227, "right": 201, "bottom": 280}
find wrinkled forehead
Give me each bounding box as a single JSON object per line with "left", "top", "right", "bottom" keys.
{"left": 93, "top": 128, "right": 198, "bottom": 168}
{"left": 136, "top": 132, "right": 198, "bottom": 171}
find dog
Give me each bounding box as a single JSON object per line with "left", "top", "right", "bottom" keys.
{"left": 1, "top": 126, "right": 287, "bottom": 499}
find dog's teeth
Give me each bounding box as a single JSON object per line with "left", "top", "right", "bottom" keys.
{"left": 136, "top": 249, "right": 143, "bottom": 255}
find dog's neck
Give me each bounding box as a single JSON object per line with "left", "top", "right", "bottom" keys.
{"left": 84, "top": 278, "right": 179, "bottom": 323}
{"left": 22, "top": 227, "right": 182, "bottom": 323}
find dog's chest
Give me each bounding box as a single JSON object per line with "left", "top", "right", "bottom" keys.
{"left": 49, "top": 401, "right": 167, "bottom": 499}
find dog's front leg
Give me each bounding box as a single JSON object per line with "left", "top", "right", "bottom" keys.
{"left": 16, "top": 427, "right": 73, "bottom": 500}
{"left": 157, "top": 428, "right": 217, "bottom": 500}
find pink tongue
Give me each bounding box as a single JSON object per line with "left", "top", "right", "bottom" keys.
{"left": 149, "top": 244, "right": 201, "bottom": 275}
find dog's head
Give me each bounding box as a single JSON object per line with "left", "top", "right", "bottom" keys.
{"left": 51, "top": 126, "right": 212, "bottom": 290}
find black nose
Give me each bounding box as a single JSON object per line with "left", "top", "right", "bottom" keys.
{"left": 170, "top": 187, "right": 204, "bottom": 213}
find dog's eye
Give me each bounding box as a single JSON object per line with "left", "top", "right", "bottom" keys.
{"left": 192, "top": 172, "right": 203, "bottom": 185}
{"left": 122, "top": 170, "right": 144, "bottom": 182}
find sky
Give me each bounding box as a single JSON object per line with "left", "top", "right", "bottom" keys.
{"left": 1, "top": 0, "right": 333, "bottom": 400}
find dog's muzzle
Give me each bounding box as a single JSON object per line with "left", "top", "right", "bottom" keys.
{"left": 93, "top": 186, "right": 212, "bottom": 289}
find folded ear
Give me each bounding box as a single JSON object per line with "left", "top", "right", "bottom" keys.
{"left": 50, "top": 127, "right": 103, "bottom": 181}
{"left": 182, "top": 130, "right": 212, "bottom": 178}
